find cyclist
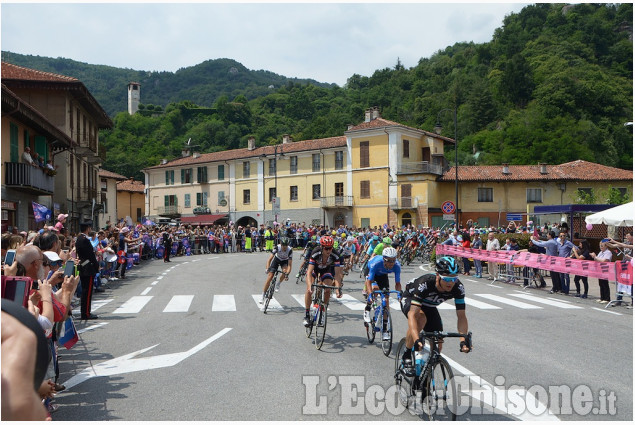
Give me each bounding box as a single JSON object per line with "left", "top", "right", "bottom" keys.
{"left": 399, "top": 256, "right": 471, "bottom": 376}
{"left": 341, "top": 236, "right": 357, "bottom": 275}
{"left": 363, "top": 247, "right": 402, "bottom": 340}
{"left": 260, "top": 237, "right": 293, "bottom": 304}
{"left": 304, "top": 236, "right": 343, "bottom": 327}
{"left": 296, "top": 235, "right": 319, "bottom": 278}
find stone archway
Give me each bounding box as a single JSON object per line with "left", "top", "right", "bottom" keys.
{"left": 401, "top": 212, "right": 412, "bottom": 228}
{"left": 236, "top": 216, "right": 258, "bottom": 228}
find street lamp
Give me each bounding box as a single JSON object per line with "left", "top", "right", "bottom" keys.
{"left": 435, "top": 107, "right": 459, "bottom": 227}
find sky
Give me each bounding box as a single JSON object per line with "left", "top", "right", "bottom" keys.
{"left": 1, "top": 2, "right": 529, "bottom": 87}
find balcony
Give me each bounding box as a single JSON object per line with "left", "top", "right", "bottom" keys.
{"left": 320, "top": 196, "right": 353, "bottom": 208}
{"left": 156, "top": 205, "right": 182, "bottom": 217}
{"left": 75, "top": 134, "right": 98, "bottom": 157}
{"left": 389, "top": 197, "right": 419, "bottom": 209}
{"left": 396, "top": 161, "right": 443, "bottom": 176}
{"left": 4, "top": 162, "right": 54, "bottom": 194}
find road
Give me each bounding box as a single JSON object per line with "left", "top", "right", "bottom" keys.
{"left": 53, "top": 251, "right": 633, "bottom": 421}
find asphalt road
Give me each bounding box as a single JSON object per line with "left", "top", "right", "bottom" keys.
{"left": 53, "top": 251, "right": 633, "bottom": 421}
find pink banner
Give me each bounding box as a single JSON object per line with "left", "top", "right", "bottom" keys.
{"left": 435, "top": 245, "right": 620, "bottom": 282}
{"left": 615, "top": 261, "right": 633, "bottom": 295}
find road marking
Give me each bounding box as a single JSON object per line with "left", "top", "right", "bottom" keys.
{"left": 474, "top": 294, "right": 542, "bottom": 309}
{"left": 91, "top": 299, "right": 113, "bottom": 312}
{"left": 161, "top": 272, "right": 167, "bottom": 276}
{"left": 332, "top": 294, "right": 366, "bottom": 310}
{"left": 62, "top": 328, "right": 232, "bottom": 390}
{"left": 77, "top": 322, "right": 108, "bottom": 334}
{"left": 592, "top": 307, "right": 622, "bottom": 316}
{"left": 113, "top": 296, "right": 153, "bottom": 314}
{"left": 463, "top": 297, "right": 502, "bottom": 309}
{"left": 140, "top": 287, "right": 152, "bottom": 295}
{"left": 150, "top": 280, "right": 159, "bottom": 286}
{"left": 487, "top": 284, "right": 502, "bottom": 288}
{"left": 163, "top": 295, "right": 194, "bottom": 312}
{"left": 464, "top": 279, "right": 478, "bottom": 283}
{"left": 212, "top": 295, "right": 236, "bottom": 311}
{"left": 510, "top": 294, "right": 583, "bottom": 309}
{"left": 291, "top": 294, "right": 306, "bottom": 307}
{"left": 252, "top": 294, "right": 283, "bottom": 311}
{"left": 157, "top": 276, "right": 163, "bottom": 280}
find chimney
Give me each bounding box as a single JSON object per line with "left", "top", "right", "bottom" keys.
{"left": 193, "top": 152, "right": 200, "bottom": 159}
{"left": 347, "top": 124, "right": 354, "bottom": 130}
{"left": 539, "top": 163, "right": 548, "bottom": 174}
{"left": 181, "top": 148, "right": 191, "bottom": 157}
{"left": 282, "top": 134, "right": 293, "bottom": 144}
{"left": 371, "top": 106, "right": 380, "bottom": 120}
{"left": 161, "top": 159, "right": 168, "bottom": 165}
{"left": 247, "top": 137, "right": 256, "bottom": 151}
{"left": 502, "top": 163, "right": 510, "bottom": 174}
{"left": 364, "top": 108, "right": 371, "bottom": 122}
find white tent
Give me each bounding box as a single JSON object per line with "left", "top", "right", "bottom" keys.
{"left": 585, "top": 202, "right": 634, "bottom": 227}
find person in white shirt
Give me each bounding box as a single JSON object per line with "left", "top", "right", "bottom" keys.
{"left": 486, "top": 232, "right": 500, "bottom": 280}
{"left": 22, "top": 147, "right": 37, "bottom": 167}
{"left": 590, "top": 241, "right": 613, "bottom": 303}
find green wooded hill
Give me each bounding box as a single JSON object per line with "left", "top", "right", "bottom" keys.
{"left": 2, "top": 3, "right": 632, "bottom": 180}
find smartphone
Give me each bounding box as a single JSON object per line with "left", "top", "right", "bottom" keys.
{"left": 1, "top": 275, "right": 33, "bottom": 308}
{"left": 63, "top": 261, "right": 75, "bottom": 277}
{"left": 32, "top": 279, "right": 39, "bottom": 290}
{"left": 4, "top": 249, "right": 16, "bottom": 266}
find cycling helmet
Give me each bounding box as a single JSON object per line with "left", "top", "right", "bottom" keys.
{"left": 311, "top": 235, "right": 317, "bottom": 240}
{"left": 333, "top": 241, "right": 340, "bottom": 249}
{"left": 279, "top": 237, "right": 290, "bottom": 246}
{"left": 341, "top": 233, "right": 347, "bottom": 238}
{"left": 320, "top": 236, "right": 334, "bottom": 248}
{"left": 436, "top": 256, "right": 459, "bottom": 275}
{"left": 332, "top": 230, "right": 337, "bottom": 236}
{"left": 347, "top": 236, "right": 356, "bottom": 242}
{"left": 382, "top": 247, "right": 398, "bottom": 258}
{"left": 382, "top": 237, "right": 392, "bottom": 245}
{"left": 372, "top": 235, "right": 380, "bottom": 242}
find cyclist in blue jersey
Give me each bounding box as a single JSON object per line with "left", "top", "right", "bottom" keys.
{"left": 363, "top": 247, "right": 402, "bottom": 340}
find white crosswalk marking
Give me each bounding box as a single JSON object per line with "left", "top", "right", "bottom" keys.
{"left": 91, "top": 299, "right": 113, "bottom": 312}
{"left": 113, "top": 296, "right": 153, "bottom": 314}
{"left": 291, "top": 294, "right": 306, "bottom": 307}
{"left": 141, "top": 287, "right": 152, "bottom": 296}
{"left": 463, "top": 298, "right": 502, "bottom": 310}
{"left": 435, "top": 302, "right": 455, "bottom": 310}
{"left": 212, "top": 295, "right": 236, "bottom": 311}
{"left": 474, "top": 294, "right": 542, "bottom": 309}
{"left": 332, "top": 294, "right": 366, "bottom": 310}
{"left": 163, "top": 295, "right": 194, "bottom": 312}
{"left": 251, "top": 294, "right": 283, "bottom": 311}
{"left": 510, "top": 293, "right": 583, "bottom": 309}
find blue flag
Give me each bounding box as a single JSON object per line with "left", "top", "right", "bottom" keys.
{"left": 32, "top": 202, "right": 52, "bottom": 223}
{"left": 143, "top": 218, "right": 155, "bottom": 226}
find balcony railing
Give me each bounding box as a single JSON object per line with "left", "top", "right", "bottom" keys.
{"left": 389, "top": 197, "right": 419, "bottom": 209}
{"left": 79, "top": 187, "right": 97, "bottom": 201}
{"left": 396, "top": 161, "right": 443, "bottom": 176}
{"left": 156, "top": 205, "right": 182, "bottom": 216}
{"left": 4, "top": 162, "right": 54, "bottom": 194}
{"left": 75, "top": 135, "right": 98, "bottom": 156}
{"left": 320, "top": 196, "right": 353, "bottom": 208}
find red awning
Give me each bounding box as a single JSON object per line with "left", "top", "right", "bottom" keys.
{"left": 180, "top": 214, "right": 228, "bottom": 225}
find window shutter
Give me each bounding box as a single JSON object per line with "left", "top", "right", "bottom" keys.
{"left": 181, "top": 169, "right": 185, "bottom": 184}
{"left": 360, "top": 141, "right": 369, "bottom": 168}
{"left": 164, "top": 195, "right": 169, "bottom": 207}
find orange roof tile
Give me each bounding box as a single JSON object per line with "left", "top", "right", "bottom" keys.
{"left": 144, "top": 136, "right": 347, "bottom": 170}
{"left": 438, "top": 160, "right": 633, "bottom": 182}
{"left": 117, "top": 179, "right": 144, "bottom": 193}
{"left": 99, "top": 169, "right": 127, "bottom": 180}
{"left": 345, "top": 117, "right": 455, "bottom": 143}
{"left": 1, "top": 62, "right": 78, "bottom": 82}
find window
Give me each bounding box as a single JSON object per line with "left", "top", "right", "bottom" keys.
{"left": 403, "top": 140, "right": 410, "bottom": 158}
{"left": 335, "top": 182, "right": 344, "bottom": 197}
{"left": 290, "top": 185, "right": 298, "bottom": 201}
{"left": 181, "top": 168, "right": 192, "bottom": 184}
{"left": 312, "top": 184, "right": 321, "bottom": 200}
{"left": 290, "top": 156, "right": 298, "bottom": 174}
{"left": 243, "top": 161, "right": 250, "bottom": 178}
{"left": 335, "top": 151, "right": 344, "bottom": 170}
{"left": 101, "top": 179, "right": 107, "bottom": 192}
{"left": 136, "top": 208, "right": 142, "bottom": 223}
{"left": 477, "top": 188, "right": 493, "bottom": 202}
{"left": 197, "top": 166, "right": 208, "bottom": 183}
{"left": 165, "top": 170, "right": 174, "bottom": 185}
{"left": 196, "top": 192, "right": 208, "bottom": 206}
{"left": 269, "top": 187, "right": 277, "bottom": 202}
{"left": 360, "top": 180, "right": 370, "bottom": 198}
{"left": 312, "top": 153, "right": 321, "bottom": 172}
{"left": 184, "top": 194, "right": 191, "bottom": 208}
{"left": 243, "top": 189, "right": 251, "bottom": 204}
{"left": 218, "top": 165, "right": 225, "bottom": 181}
{"left": 269, "top": 158, "right": 276, "bottom": 177}
{"left": 164, "top": 195, "right": 177, "bottom": 206}
{"left": 218, "top": 191, "right": 225, "bottom": 205}
{"left": 360, "top": 141, "right": 369, "bottom": 168}
{"left": 616, "top": 187, "right": 628, "bottom": 197}
{"left": 104, "top": 199, "right": 108, "bottom": 214}
{"left": 527, "top": 188, "right": 542, "bottom": 203}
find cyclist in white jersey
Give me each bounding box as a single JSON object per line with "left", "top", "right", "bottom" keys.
{"left": 260, "top": 237, "right": 293, "bottom": 304}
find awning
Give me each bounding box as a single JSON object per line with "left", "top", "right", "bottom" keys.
{"left": 180, "top": 214, "right": 228, "bottom": 226}
{"left": 585, "top": 202, "right": 633, "bottom": 227}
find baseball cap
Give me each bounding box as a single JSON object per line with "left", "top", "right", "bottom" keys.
{"left": 43, "top": 251, "right": 62, "bottom": 263}
{"left": 57, "top": 213, "right": 68, "bottom": 221}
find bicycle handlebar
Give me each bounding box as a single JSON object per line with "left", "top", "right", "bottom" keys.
{"left": 419, "top": 330, "right": 472, "bottom": 352}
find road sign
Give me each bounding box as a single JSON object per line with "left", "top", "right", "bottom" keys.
{"left": 506, "top": 213, "right": 523, "bottom": 221}
{"left": 443, "top": 214, "right": 455, "bottom": 221}
{"left": 219, "top": 199, "right": 227, "bottom": 207}
{"left": 441, "top": 201, "right": 456, "bottom": 214}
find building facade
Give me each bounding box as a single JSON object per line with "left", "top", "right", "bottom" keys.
{"left": 98, "top": 169, "right": 127, "bottom": 227}
{"left": 116, "top": 178, "right": 145, "bottom": 224}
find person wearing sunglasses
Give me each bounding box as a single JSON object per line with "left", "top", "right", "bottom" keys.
{"left": 363, "top": 247, "right": 402, "bottom": 341}
{"left": 260, "top": 237, "right": 293, "bottom": 304}
{"left": 303, "top": 236, "right": 343, "bottom": 327}
{"left": 399, "top": 256, "right": 471, "bottom": 376}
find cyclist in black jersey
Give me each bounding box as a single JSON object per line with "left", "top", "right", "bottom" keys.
{"left": 399, "top": 256, "right": 471, "bottom": 375}
{"left": 260, "top": 237, "right": 293, "bottom": 304}
{"left": 296, "top": 236, "right": 319, "bottom": 278}
{"left": 303, "top": 236, "right": 343, "bottom": 326}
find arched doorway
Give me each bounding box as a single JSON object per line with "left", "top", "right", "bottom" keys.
{"left": 401, "top": 212, "right": 412, "bottom": 228}
{"left": 334, "top": 212, "right": 345, "bottom": 227}
{"left": 236, "top": 216, "right": 258, "bottom": 228}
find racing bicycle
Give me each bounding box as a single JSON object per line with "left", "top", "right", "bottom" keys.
{"left": 365, "top": 289, "right": 401, "bottom": 356}
{"left": 305, "top": 283, "right": 340, "bottom": 350}
{"left": 263, "top": 268, "right": 286, "bottom": 314}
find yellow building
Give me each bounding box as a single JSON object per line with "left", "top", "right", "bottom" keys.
{"left": 116, "top": 178, "right": 145, "bottom": 224}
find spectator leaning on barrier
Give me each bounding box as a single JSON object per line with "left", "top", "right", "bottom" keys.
{"left": 531, "top": 231, "right": 562, "bottom": 294}
{"left": 590, "top": 241, "right": 613, "bottom": 304}
{"left": 571, "top": 239, "right": 592, "bottom": 298}
{"left": 471, "top": 233, "right": 484, "bottom": 278}
{"left": 556, "top": 231, "right": 576, "bottom": 295}
{"left": 485, "top": 232, "right": 500, "bottom": 280}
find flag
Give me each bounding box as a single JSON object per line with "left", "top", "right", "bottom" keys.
{"left": 143, "top": 218, "right": 155, "bottom": 226}
{"left": 58, "top": 316, "right": 78, "bottom": 349}
{"left": 32, "top": 202, "right": 52, "bottom": 223}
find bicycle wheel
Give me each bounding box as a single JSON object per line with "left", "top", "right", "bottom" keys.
{"left": 314, "top": 305, "right": 327, "bottom": 350}
{"left": 422, "top": 357, "right": 457, "bottom": 421}
{"left": 394, "top": 338, "right": 416, "bottom": 409}
{"left": 365, "top": 307, "right": 376, "bottom": 343}
{"left": 381, "top": 309, "right": 392, "bottom": 356}
{"left": 263, "top": 272, "right": 277, "bottom": 314}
